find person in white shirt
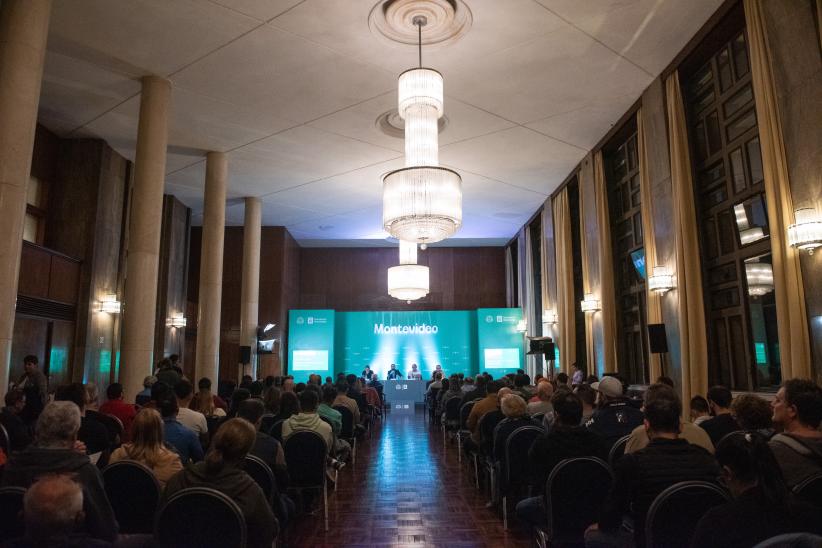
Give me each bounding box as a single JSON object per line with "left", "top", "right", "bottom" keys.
{"left": 174, "top": 379, "right": 209, "bottom": 446}
{"left": 408, "top": 364, "right": 422, "bottom": 380}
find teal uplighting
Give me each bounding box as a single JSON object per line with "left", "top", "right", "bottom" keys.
{"left": 754, "top": 342, "right": 767, "bottom": 364}
{"left": 49, "top": 347, "right": 67, "bottom": 374}
{"left": 100, "top": 350, "right": 112, "bottom": 376}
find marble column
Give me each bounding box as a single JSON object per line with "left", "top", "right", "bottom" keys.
{"left": 194, "top": 152, "right": 227, "bottom": 383}
{"left": 240, "top": 197, "right": 261, "bottom": 379}
{"left": 120, "top": 76, "right": 171, "bottom": 398}
{"left": 0, "top": 0, "right": 52, "bottom": 395}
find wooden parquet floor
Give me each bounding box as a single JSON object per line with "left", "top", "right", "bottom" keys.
{"left": 287, "top": 409, "right": 532, "bottom": 547}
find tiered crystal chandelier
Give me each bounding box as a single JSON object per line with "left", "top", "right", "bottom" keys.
{"left": 387, "top": 239, "right": 429, "bottom": 301}
{"left": 382, "top": 15, "right": 462, "bottom": 244}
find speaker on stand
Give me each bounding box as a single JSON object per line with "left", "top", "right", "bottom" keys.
{"left": 647, "top": 324, "right": 669, "bottom": 378}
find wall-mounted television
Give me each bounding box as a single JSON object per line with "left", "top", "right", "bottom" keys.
{"left": 630, "top": 248, "right": 646, "bottom": 280}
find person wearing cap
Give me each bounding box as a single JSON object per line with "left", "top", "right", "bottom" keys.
{"left": 585, "top": 375, "right": 644, "bottom": 448}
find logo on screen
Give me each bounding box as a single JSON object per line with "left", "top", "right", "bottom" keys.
{"left": 307, "top": 317, "right": 314, "bottom": 325}
{"left": 496, "top": 315, "right": 503, "bottom": 323}
{"left": 296, "top": 317, "right": 304, "bottom": 324}
{"left": 373, "top": 323, "right": 439, "bottom": 335}
{"left": 485, "top": 315, "right": 493, "bottom": 323}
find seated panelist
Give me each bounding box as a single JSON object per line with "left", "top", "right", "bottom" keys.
{"left": 408, "top": 364, "right": 422, "bottom": 380}
{"left": 387, "top": 364, "right": 403, "bottom": 380}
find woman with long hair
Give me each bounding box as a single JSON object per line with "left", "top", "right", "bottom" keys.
{"left": 109, "top": 408, "right": 182, "bottom": 487}
{"left": 162, "top": 418, "right": 276, "bottom": 548}
{"left": 191, "top": 377, "right": 226, "bottom": 417}
{"left": 263, "top": 385, "right": 281, "bottom": 415}
{"left": 274, "top": 391, "right": 300, "bottom": 423}
{"left": 690, "top": 432, "right": 822, "bottom": 547}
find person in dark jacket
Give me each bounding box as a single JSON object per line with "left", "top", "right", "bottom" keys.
{"left": 14, "top": 355, "right": 48, "bottom": 424}
{"left": 54, "top": 383, "right": 110, "bottom": 457}
{"left": 460, "top": 374, "right": 488, "bottom": 408}
{"left": 1, "top": 401, "right": 118, "bottom": 542}
{"left": 162, "top": 418, "right": 276, "bottom": 548}
{"left": 516, "top": 390, "right": 609, "bottom": 529}
{"left": 586, "top": 385, "right": 719, "bottom": 548}
{"left": 691, "top": 432, "right": 822, "bottom": 548}
{"left": 585, "top": 375, "right": 644, "bottom": 448}
{"left": 1, "top": 389, "right": 32, "bottom": 451}
{"left": 700, "top": 385, "right": 741, "bottom": 446}
{"left": 492, "top": 394, "right": 536, "bottom": 463}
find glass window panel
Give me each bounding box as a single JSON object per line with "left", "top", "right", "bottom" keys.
{"left": 694, "top": 120, "right": 708, "bottom": 162}
{"left": 711, "top": 287, "right": 740, "bottom": 310}
{"left": 718, "top": 209, "right": 737, "bottom": 254}
{"left": 743, "top": 253, "right": 780, "bottom": 387}
{"left": 613, "top": 152, "right": 627, "bottom": 180}
{"left": 718, "top": 48, "right": 733, "bottom": 91}
{"left": 732, "top": 194, "right": 770, "bottom": 246}
{"left": 700, "top": 161, "right": 725, "bottom": 189}
{"left": 703, "top": 185, "right": 728, "bottom": 207}
{"left": 630, "top": 174, "right": 639, "bottom": 192}
{"left": 732, "top": 33, "right": 750, "bottom": 78}
{"left": 703, "top": 217, "right": 719, "bottom": 259}
{"left": 727, "top": 109, "right": 757, "bottom": 142}
{"left": 706, "top": 111, "right": 722, "bottom": 155}
{"left": 633, "top": 212, "right": 643, "bottom": 244}
{"left": 23, "top": 213, "right": 39, "bottom": 243}
{"left": 627, "top": 136, "right": 638, "bottom": 171}
{"left": 730, "top": 148, "right": 746, "bottom": 193}
{"left": 747, "top": 137, "right": 764, "bottom": 185}
{"left": 631, "top": 191, "right": 641, "bottom": 208}
{"left": 692, "top": 62, "right": 713, "bottom": 93}
{"left": 708, "top": 262, "right": 738, "bottom": 285}
{"left": 723, "top": 84, "right": 753, "bottom": 118}
{"left": 692, "top": 88, "right": 716, "bottom": 114}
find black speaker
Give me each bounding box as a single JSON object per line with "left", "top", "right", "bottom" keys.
{"left": 239, "top": 345, "right": 251, "bottom": 365}
{"left": 543, "top": 341, "right": 555, "bottom": 358}
{"left": 648, "top": 324, "right": 668, "bottom": 354}
{"left": 527, "top": 338, "right": 555, "bottom": 357}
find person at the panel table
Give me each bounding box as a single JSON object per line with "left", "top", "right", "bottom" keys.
{"left": 408, "top": 364, "right": 423, "bottom": 380}
{"left": 387, "top": 364, "right": 403, "bottom": 380}
{"left": 431, "top": 364, "right": 444, "bottom": 380}
{"left": 361, "top": 366, "right": 372, "bottom": 380}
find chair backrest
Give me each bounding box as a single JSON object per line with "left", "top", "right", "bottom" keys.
{"left": 645, "top": 481, "right": 730, "bottom": 548}
{"left": 333, "top": 405, "right": 355, "bottom": 438}
{"left": 0, "top": 486, "right": 25, "bottom": 543}
{"left": 259, "top": 414, "right": 276, "bottom": 434}
{"left": 243, "top": 454, "right": 275, "bottom": 502}
{"left": 444, "top": 396, "right": 462, "bottom": 421}
{"left": 546, "top": 457, "right": 613, "bottom": 542}
{"left": 155, "top": 487, "right": 246, "bottom": 548}
{"left": 503, "top": 425, "right": 543, "bottom": 490}
{"left": 793, "top": 473, "right": 822, "bottom": 509}
{"left": 283, "top": 430, "right": 327, "bottom": 489}
{"left": 531, "top": 412, "right": 545, "bottom": 423}
{"left": 459, "top": 401, "right": 475, "bottom": 429}
{"left": 478, "top": 410, "right": 504, "bottom": 454}
{"left": 102, "top": 413, "right": 125, "bottom": 438}
{"left": 102, "top": 460, "right": 161, "bottom": 534}
{"left": 268, "top": 419, "right": 285, "bottom": 441}
{"left": 608, "top": 434, "right": 631, "bottom": 467}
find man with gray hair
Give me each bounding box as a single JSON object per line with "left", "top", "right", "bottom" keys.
{"left": 0, "top": 401, "right": 118, "bottom": 542}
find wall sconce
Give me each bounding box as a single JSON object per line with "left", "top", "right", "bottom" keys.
{"left": 648, "top": 266, "right": 674, "bottom": 294}
{"left": 788, "top": 207, "right": 822, "bottom": 255}
{"left": 580, "top": 294, "right": 600, "bottom": 313}
{"left": 745, "top": 261, "right": 774, "bottom": 297}
{"left": 542, "top": 309, "right": 558, "bottom": 325}
{"left": 167, "top": 315, "right": 187, "bottom": 328}
{"left": 97, "top": 294, "right": 121, "bottom": 314}
{"left": 516, "top": 319, "right": 527, "bottom": 333}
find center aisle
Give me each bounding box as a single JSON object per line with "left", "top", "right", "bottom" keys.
{"left": 289, "top": 409, "right": 531, "bottom": 547}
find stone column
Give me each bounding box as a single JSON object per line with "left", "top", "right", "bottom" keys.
{"left": 240, "top": 197, "right": 261, "bottom": 379}
{"left": 120, "top": 76, "right": 171, "bottom": 398}
{"left": 0, "top": 0, "right": 52, "bottom": 395}
{"left": 194, "top": 152, "right": 227, "bottom": 383}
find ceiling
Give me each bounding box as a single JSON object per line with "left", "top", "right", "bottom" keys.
{"left": 39, "top": 0, "right": 723, "bottom": 247}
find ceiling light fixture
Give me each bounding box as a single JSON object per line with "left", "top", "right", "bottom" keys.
{"left": 382, "top": 14, "right": 462, "bottom": 244}
{"left": 787, "top": 207, "right": 822, "bottom": 255}
{"left": 745, "top": 260, "right": 774, "bottom": 297}
{"left": 388, "top": 239, "right": 429, "bottom": 302}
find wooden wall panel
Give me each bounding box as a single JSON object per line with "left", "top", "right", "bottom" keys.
{"left": 18, "top": 244, "right": 51, "bottom": 298}
{"left": 48, "top": 255, "right": 80, "bottom": 304}
{"left": 155, "top": 195, "right": 191, "bottom": 366}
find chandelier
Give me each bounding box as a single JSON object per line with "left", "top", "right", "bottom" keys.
{"left": 387, "top": 239, "right": 429, "bottom": 301}
{"left": 382, "top": 15, "right": 462, "bottom": 244}
{"left": 745, "top": 260, "right": 774, "bottom": 297}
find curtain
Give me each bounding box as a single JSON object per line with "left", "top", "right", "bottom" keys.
{"left": 541, "top": 202, "right": 557, "bottom": 346}
{"left": 505, "top": 245, "right": 515, "bottom": 308}
{"left": 594, "top": 152, "right": 618, "bottom": 373}
{"left": 578, "top": 169, "right": 596, "bottom": 374}
{"left": 523, "top": 228, "right": 539, "bottom": 378}
{"left": 553, "top": 188, "right": 576, "bottom": 374}
{"left": 745, "top": 0, "right": 812, "bottom": 380}
{"left": 665, "top": 72, "right": 709, "bottom": 407}
{"left": 637, "top": 108, "right": 664, "bottom": 381}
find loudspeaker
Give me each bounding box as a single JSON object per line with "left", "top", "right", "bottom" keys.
{"left": 543, "top": 341, "right": 555, "bottom": 358}
{"left": 648, "top": 324, "right": 668, "bottom": 354}
{"left": 239, "top": 345, "right": 251, "bottom": 365}
{"left": 527, "top": 338, "right": 555, "bottom": 357}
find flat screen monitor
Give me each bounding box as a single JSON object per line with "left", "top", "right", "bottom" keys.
{"left": 483, "top": 348, "right": 520, "bottom": 369}
{"left": 291, "top": 349, "right": 329, "bottom": 371}
{"left": 630, "top": 248, "right": 647, "bottom": 280}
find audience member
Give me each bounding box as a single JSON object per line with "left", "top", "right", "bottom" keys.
{"left": 249, "top": 381, "right": 265, "bottom": 399}
{"left": 274, "top": 391, "right": 300, "bottom": 424}
{"left": 625, "top": 384, "right": 714, "bottom": 454}
{"left": 517, "top": 390, "right": 608, "bottom": 528}
{"left": 691, "top": 432, "right": 822, "bottom": 547}
{"left": 263, "top": 385, "right": 281, "bottom": 416}
{"left": 174, "top": 379, "right": 208, "bottom": 445}
{"left": 99, "top": 383, "right": 137, "bottom": 443}
{"left": 585, "top": 376, "right": 644, "bottom": 448}
{"left": 732, "top": 393, "right": 774, "bottom": 438}
{"left": 282, "top": 389, "right": 333, "bottom": 454}
{"left": 134, "top": 375, "right": 156, "bottom": 407}
{"left": 461, "top": 377, "right": 475, "bottom": 393}
{"left": 109, "top": 407, "right": 182, "bottom": 487}
{"left": 237, "top": 399, "right": 288, "bottom": 490}
{"left": 700, "top": 385, "right": 741, "bottom": 446}
{"left": 154, "top": 358, "right": 180, "bottom": 388}
{"left": 1, "top": 401, "right": 118, "bottom": 541}
{"left": 239, "top": 374, "right": 253, "bottom": 390}
{"left": 690, "top": 395, "right": 711, "bottom": 425}
{"left": 585, "top": 374, "right": 599, "bottom": 385}
{"left": 571, "top": 364, "right": 584, "bottom": 386}
{"left": 6, "top": 474, "right": 111, "bottom": 548}
{"left": 575, "top": 383, "right": 596, "bottom": 425}
{"left": 317, "top": 386, "right": 342, "bottom": 435}
{"left": 333, "top": 380, "right": 361, "bottom": 426}
{"left": 439, "top": 375, "right": 463, "bottom": 419}
{"left": 54, "top": 383, "right": 110, "bottom": 456}
{"left": 158, "top": 392, "right": 203, "bottom": 464}
{"left": 192, "top": 377, "right": 227, "bottom": 414}
{"left": 427, "top": 371, "right": 444, "bottom": 394}
{"left": 769, "top": 379, "right": 822, "bottom": 488}
{"left": 526, "top": 381, "right": 554, "bottom": 416}
{"left": 162, "top": 418, "right": 276, "bottom": 548}
{"left": 514, "top": 374, "right": 532, "bottom": 400}
{"left": 227, "top": 388, "right": 251, "bottom": 418}
{"left": 465, "top": 381, "right": 501, "bottom": 450}
{"left": 1, "top": 389, "right": 32, "bottom": 451}
{"left": 492, "top": 394, "right": 534, "bottom": 463}
{"left": 556, "top": 372, "right": 569, "bottom": 387}
{"left": 460, "top": 374, "right": 487, "bottom": 407}
{"left": 282, "top": 378, "right": 295, "bottom": 393}
{"left": 14, "top": 355, "right": 48, "bottom": 423}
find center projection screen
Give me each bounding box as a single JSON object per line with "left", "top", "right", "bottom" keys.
{"left": 287, "top": 308, "right": 524, "bottom": 382}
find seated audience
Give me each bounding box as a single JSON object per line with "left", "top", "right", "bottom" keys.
{"left": 690, "top": 395, "right": 711, "bottom": 425}
{"left": 556, "top": 372, "right": 570, "bottom": 387}
{"left": 109, "top": 407, "right": 182, "bottom": 488}
{"left": 460, "top": 374, "right": 488, "bottom": 407}
{"left": 461, "top": 377, "right": 475, "bottom": 394}
{"left": 6, "top": 474, "right": 111, "bottom": 548}
{"left": 427, "top": 371, "right": 444, "bottom": 394}
{"left": 514, "top": 374, "right": 532, "bottom": 400}
{"left": 692, "top": 431, "right": 822, "bottom": 547}
{"left": 54, "top": 383, "right": 110, "bottom": 456}
{"left": 158, "top": 392, "right": 203, "bottom": 464}
{"left": 492, "top": 394, "right": 534, "bottom": 463}
{"left": 134, "top": 375, "right": 156, "bottom": 407}
{"left": 1, "top": 389, "right": 32, "bottom": 451}
{"left": 1, "top": 401, "right": 118, "bottom": 541}
{"left": 249, "top": 381, "right": 264, "bottom": 399}
{"left": 625, "top": 383, "right": 714, "bottom": 454}
{"left": 465, "top": 381, "right": 501, "bottom": 450}
{"left": 192, "top": 377, "right": 227, "bottom": 414}
{"left": 586, "top": 385, "right": 719, "bottom": 548}
{"left": 154, "top": 358, "right": 180, "bottom": 389}
{"left": 98, "top": 383, "right": 136, "bottom": 442}
{"left": 518, "top": 390, "right": 608, "bottom": 529}
{"left": 333, "top": 380, "right": 362, "bottom": 426}
{"left": 318, "top": 386, "right": 342, "bottom": 435}
{"left": 575, "top": 383, "right": 596, "bottom": 425}
{"left": 586, "top": 375, "right": 599, "bottom": 385}
{"left": 174, "top": 379, "right": 208, "bottom": 445}
{"left": 439, "top": 375, "right": 464, "bottom": 420}
{"left": 700, "top": 385, "right": 741, "bottom": 446}
{"left": 227, "top": 388, "right": 251, "bottom": 418}
{"left": 263, "top": 385, "right": 281, "bottom": 416}
{"left": 585, "top": 376, "right": 644, "bottom": 448}
{"left": 237, "top": 399, "right": 287, "bottom": 484}
{"left": 274, "top": 391, "right": 301, "bottom": 425}
{"left": 282, "top": 389, "right": 333, "bottom": 454}
{"left": 162, "top": 419, "right": 276, "bottom": 548}
{"left": 526, "top": 381, "right": 554, "bottom": 416}
{"left": 282, "top": 378, "right": 295, "bottom": 393}
{"left": 731, "top": 393, "right": 774, "bottom": 438}
{"left": 769, "top": 379, "right": 822, "bottom": 488}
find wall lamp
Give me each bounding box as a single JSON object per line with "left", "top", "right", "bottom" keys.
{"left": 580, "top": 294, "right": 600, "bottom": 314}
{"left": 167, "top": 315, "right": 187, "bottom": 328}
{"left": 648, "top": 266, "right": 675, "bottom": 294}
{"left": 516, "top": 319, "right": 527, "bottom": 333}
{"left": 97, "top": 294, "right": 121, "bottom": 314}
{"left": 542, "top": 309, "right": 558, "bottom": 325}
{"left": 788, "top": 207, "right": 822, "bottom": 255}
